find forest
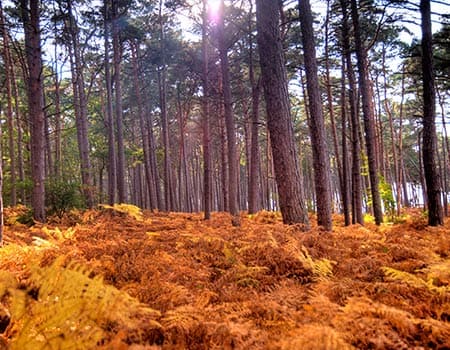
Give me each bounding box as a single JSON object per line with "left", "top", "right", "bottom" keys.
{"left": 0, "top": 0, "right": 449, "bottom": 348}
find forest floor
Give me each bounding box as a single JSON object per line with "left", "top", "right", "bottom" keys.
{"left": 0, "top": 205, "right": 449, "bottom": 350}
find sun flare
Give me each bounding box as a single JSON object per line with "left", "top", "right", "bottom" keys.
{"left": 207, "top": 0, "right": 222, "bottom": 21}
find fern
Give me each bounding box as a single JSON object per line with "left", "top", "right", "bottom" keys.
{"left": 279, "top": 324, "right": 355, "bottom": 350}
{"left": 287, "top": 241, "right": 335, "bottom": 280}
{"left": 100, "top": 203, "right": 143, "bottom": 221}
{"left": 382, "top": 266, "right": 450, "bottom": 294}
{"left": 1, "top": 257, "right": 160, "bottom": 350}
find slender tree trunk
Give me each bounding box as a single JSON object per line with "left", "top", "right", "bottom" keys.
{"left": 53, "top": 65, "right": 62, "bottom": 179}
{"left": 20, "top": 0, "right": 45, "bottom": 222}
{"left": 67, "top": 0, "right": 94, "bottom": 208}
{"left": 202, "top": 0, "right": 211, "bottom": 219}
{"left": 398, "top": 66, "right": 409, "bottom": 207}
{"left": 0, "top": 3, "right": 16, "bottom": 205}
{"left": 11, "top": 59, "right": 25, "bottom": 203}
{"left": 130, "top": 41, "right": 157, "bottom": 210}
{"left": 324, "top": 0, "right": 343, "bottom": 210}
{"left": 256, "top": 0, "right": 309, "bottom": 227}
{"left": 247, "top": 0, "right": 261, "bottom": 214}
{"left": 340, "top": 56, "right": 351, "bottom": 226}
{"left": 218, "top": 0, "right": 240, "bottom": 226}
{"left": 158, "top": 0, "right": 175, "bottom": 212}
{"left": 350, "top": 0, "right": 383, "bottom": 225}
{"left": 437, "top": 89, "right": 450, "bottom": 216}
{"left": 381, "top": 45, "right": 401, "bottom": 216}
{"left": 420, "top": 0, "right": 443, "bottom": 225}
{"left": 340, "top": 0, "right": 363, "bottom": 224}
{"left": 104, "top": 0, "right": 116, "bottom": 205}
{"left": 112, "top": 0, "right": 126, "bottom": 203}
{"left": 299, "top": 0, "right": 333, "bottom": 230}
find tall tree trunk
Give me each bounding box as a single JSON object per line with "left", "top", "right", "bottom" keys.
{"left": 104, "top": 0, "right": 116, "bottom": 205}
{"left": 20, "top": 0, "right": 45, "bottom": 222}
{"left": 438, "top": 88, "right": 450, "bottom": 216}
{"left": 324, "top": 0, "right": 343, "bottom": 213}
{"left": 248, "top": 0, "right": 261, "bottom": 215}
{"left": 159, "top": 0, "right": 175, "bottom": 212}
{"left": 256, "top": 0, "right": 309, "bottom": 227}
{"left": 398, "top": 66, "right": 409, "bottom": 207}
{"left": 218, "top": 0, "right": 240, "bottom": 226}
{"left": 53, "top": 64, "right": 62, "bottom": 179}
{"left": 112, "top": 0, "right": 126, "bottom": 203}
{"left": 339, "top": 0, "right": 363, "bottom": 224}
{"left": 299, "top": 0, "right": 333, "bottom": 231}
{"left": 381, "top": 45, "right": 400, "bottom": 216}
{"left": 0, "top": 2, "right": 16, "bottom": 205}
{"left": 340, "top": 56, "right": 352, "bottom": 226}
{"left": 11, "top": 59, "right": 25, "bottom": 203}
{"left": 202, "top": 0, "right": 211, "bottom": 219}
{"left": 350, "top": 0, "right": 383, "bottom": 225}
{"left": 130, "top": 40, "right": 157, "bottom": 210}
{"left": 67, "top": 0, "right": 94, "bottom": 208}
{"left": 420, "top": 0, "right": 443, "bottom": 225}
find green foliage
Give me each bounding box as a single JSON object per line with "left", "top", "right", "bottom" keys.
{"left": 379, "top": 176, "right": 396, "bottom": 220}
{"left": 16, "top": 207, "right": 34, "bottom": 226}
{"left": 0, "top": 257, "right": 161, "bottom": 350}
{"left": 45, "top": 179, "right": 83, "bottom": 217}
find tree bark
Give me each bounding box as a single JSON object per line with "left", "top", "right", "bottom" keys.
{"left": 350, "top": 0, "right": 383, "bottom": 225}
{"left": 420, "top": 0, "right": 444, "bottom": 225}
{"left": 339, "top": 0, "right": 363, "bottom": 225}
{"left": 112, "top": 0, "right": 126, "bottom": 203}
{"left": 67, "top": 0, "right": 94, "bottom": 208}
{"left": 20, "top": 0, "right": 45, "bottom": 221}
{"left": 104, "top": 0, "right": 116, "bottom": 205}
{"left": 299, "top": 0, "right": 333, "bottom": 230}
{"left": 255, "top": 0, "right": 309, "bottom": 227}
{"left": 218, "top": 0, "right": 240, "bottom": 226}
{"left": 130, "top": 40, "right": 157, "bottom": 210}
{"left": 247, "top": 0, "right": 261, "bottom": 215}
{"left": 340, "top": 56, "right": 352, "bottom": 226}
{"left": 0, "top": 3, "right": 16, "bottom": 206}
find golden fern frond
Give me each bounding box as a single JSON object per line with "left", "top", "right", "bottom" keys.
{"left": 382, "top": 266, "right": 450, "bottom": 294}
{"left": 279, "top": 324, "right": 355, "bottom": 350}
{"left": 295, "top": 245, "right": 334, "bottom": 280}
{"left": 162, "top": 305, "right": 203, "bottom": 333}
{"left": 8, "top": 257, "right": 160, "bottom": 350}
{"left": 100, "top": 203, "right": 143, "bottom": 221}
{"left": 417, "top": 259, "right": 450, "bottom": 288}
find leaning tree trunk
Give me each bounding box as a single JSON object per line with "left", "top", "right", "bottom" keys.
{"left": 255, "top": 0, "right": 309, "bottom": 227}
{"left": 299, "top": 0, "right": 333, "bottom": 231}
{"left": 420, "top": 0, "right": 443, "bottom": 226}
{"left": 20, "top": 0, "right": 45, "bottom": 222}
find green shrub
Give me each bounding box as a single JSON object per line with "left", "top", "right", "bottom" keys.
{"left": 45, "top": 179, "right": 83, "bottom": 217}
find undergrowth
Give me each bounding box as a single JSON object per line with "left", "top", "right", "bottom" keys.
{"left": 0, "top": 206, "right": 448, "bottom": 349}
